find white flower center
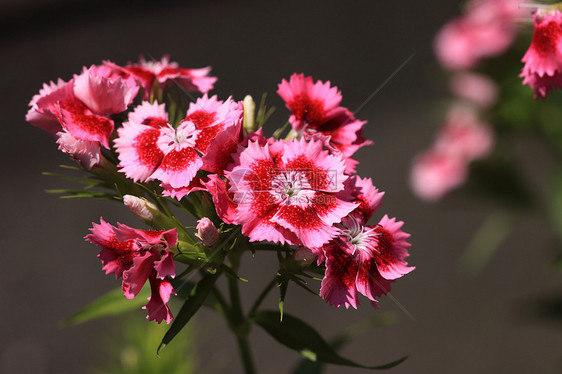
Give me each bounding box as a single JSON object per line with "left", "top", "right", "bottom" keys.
{"left": 270, "top": 170, "right": 313, "bottom": 205}
{"left": 343, "top": 219, "right": 380, "bottom": 256}
{"left": 158, "top": 122, "right": 199, "bottom": 152}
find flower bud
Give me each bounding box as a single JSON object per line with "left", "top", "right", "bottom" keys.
{"left": 123, "top": 195, "right": 157, "bottom": 221}
{"left": 196, "top": 217, "right": 219, "bottom": 247}
{"left": 243, "top": 95, "right": 256, "bottom": 133}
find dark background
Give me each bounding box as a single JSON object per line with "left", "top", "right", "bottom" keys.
{"left": 1, "top": 1, "right": 561, "bottom": 373}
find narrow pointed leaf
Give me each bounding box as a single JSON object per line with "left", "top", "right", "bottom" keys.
{"left": 62, "top": 286, "right": 150, "bottom": 327}
{"left": 254, "top": 310, "right": 407, "bottom": 370}
{"left": 158, "top": 271, "right": 220, "bottom": 354}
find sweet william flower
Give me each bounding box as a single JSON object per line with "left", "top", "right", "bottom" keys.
{"left": 105, "top": 55, "right": 216, "bottom": 99}
{"left": 278, "top": 74, "right": 371, "bottom": 173}
{"left": 319, "top": 216, "right": 413, "bottom": 309}
{"left": 114, "top": 95, "right": 243, "bottom": 191}
{"left": 26, "top": 64, "right": 139, "bottom": 169}
{"left": 227, "top": 138, "right": 357, "bottom": 248}
{"left": 521, "top": 10, "right": 562, "bottom": 98}
{"left": 85, "top": 218, "right": 178, "bottom": 324}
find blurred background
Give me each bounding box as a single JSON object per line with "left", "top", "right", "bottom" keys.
{"left": 1, "top": 0, "right": 561, "bottom": 373}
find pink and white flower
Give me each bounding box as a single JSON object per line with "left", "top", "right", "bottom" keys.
{"left": 319, "top": 215, "right": 413, "bottom": 309}
{"left": 85, "top": 218, "right": 178, "bottom": 324}
{"left": 520, "top": 10, "right": 562, "bottom": 98}
{"left": 114, "top": 96, "right": 243, "bottom": 192}
{"left": 227, "top": 138, "right": 357, "bottom": 248}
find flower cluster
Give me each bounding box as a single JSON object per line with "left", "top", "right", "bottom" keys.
{"left": 27, "top": 57, "right": 413, "bottom": 325}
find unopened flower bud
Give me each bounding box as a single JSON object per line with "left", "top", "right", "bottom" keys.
{"left": 123, "top": 195, "right": 157, "bottom": 221}
{"left": 196, "top": 217, "right": 219, "bottom": 247}
{"left": 243, "top": 95, "right": 256, "bottom": 133}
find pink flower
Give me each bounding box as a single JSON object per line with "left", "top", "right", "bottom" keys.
{"left": 410, "top": 104, "right": 494, "bottom": 202}
{"left": 196, "top": 217, "right": 220, "bottom": 247}
{"left": 106, "top": 55, "right": 216, "bottom": 99}
{"left": 434, "top": 0, "right": 522, "bottom": 70}
{"left": 26, "top": 72, "right": 129, "bottom": 169}
{"left": 450, "top": 71, "right": 498, "bottom": 107}
{"left": 227, "top": 138, "right": 357, "bottom": 248}
{"left": 410, "top": 149, "right": 468, "bottom": 203}
{"left": 85, "top": 218, "right": 177, "bottom": 324}
{"left": 337, "top": 175, "right": 385, "bottom": 225}
{"left": 277, "top": 74, "right": 372, "bottom": 173}
{"left": 319, "top": 216, "right": 413, "bottom": 309}
{"left": 434, "top": 104, "right": 494, "bottom": 160}
{"left": 73, "top": 65, "right": 138, "bottom": 115}
{"left": 114, "top": 96, "right": 243, "bottom": 190}
{"left": 520, "top": 10, "right": 562, "bottom": 98}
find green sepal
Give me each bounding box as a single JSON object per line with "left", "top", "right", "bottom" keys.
{"left": 61, "top": 285, "right": 150, "bottom": 327}
{"left": 254, "top": 310, "right": 408, "bottom": 370}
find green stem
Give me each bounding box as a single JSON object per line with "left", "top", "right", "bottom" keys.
{"left": 227, "top": 275, "right": 256, "bottom": 374}
{"left": 235, "top": 333, "right": 256, "bottom": 374}
{"left": 248, "top": 277, "right": 278, "bottom": 318}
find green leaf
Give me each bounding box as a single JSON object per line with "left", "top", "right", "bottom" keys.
{"left": 291, "top": 312, "right": 398, "bottom": 374}
{"left": 254, "top": 310, "right": 408, "bottom": 370}
{"left": 62, "top": 286, "right": 150, "bottom": 327}
{"left": 158, "top": 271, "right": 220, "bottom": 355}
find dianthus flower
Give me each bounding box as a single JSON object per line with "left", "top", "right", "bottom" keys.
{"left": 520, "top": 10, "right": 562, "bottom": 98}
{"left": 319, "top": 215, "right": 413, "bottom": 309}
{"left": 227, "top": 138, "right": 357, "bottom": 248}
{"left": 105, "top": 55, "right": 216, "bottom": 99}
{"left": 26, "top": 65, "right": 138, "bottom": 169}
{"left": 114, "top": 95, "right": 243, "bottom": 191}
{"left": 85, "top": 218, "right": 177, "bottom": 324}
{"left": 277, "top": 73, "right": 371, "bottom": 173}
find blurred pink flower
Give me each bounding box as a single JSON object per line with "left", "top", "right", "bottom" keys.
{"left": 450, "top": 71, "right": 498, "bottom": 107}
{"left": 434, "top": 0, "right": 522, "bottom": 70}
{"left": 410, "top": 149, "right": 468, "bottom": 202}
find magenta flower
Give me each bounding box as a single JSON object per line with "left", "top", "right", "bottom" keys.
{"left": 114, "top": 95, "right": 243, "bottom": 190}
{"left": 227, "top": 138, "right": 357, "bottom": 248}
{"left": 85, "top": 218, "right": 177, "bottom": 324}
{"left": 520, "top": 10, "right": 562, "bottom": 98}
{"left": 26, "top": 65, "right": 138, "bottom": 169}
{"left": 105, "top": 55, "right": 217, "bottom": 99}
{"left": 277, "top": 74, "right": 371, "bottom": 172}
{"left": 319, "top": 216, "right": 413, "bottom": 309}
